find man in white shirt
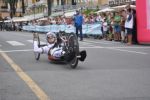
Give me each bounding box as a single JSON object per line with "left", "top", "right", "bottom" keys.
{"left": 125, "top": 8, "right": 134, "bottom": 45}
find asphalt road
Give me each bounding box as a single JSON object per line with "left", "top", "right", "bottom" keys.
{"left": 0, "top": 31, "right": 150, "bottom": 100}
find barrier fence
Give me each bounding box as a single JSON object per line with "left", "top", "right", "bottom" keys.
{"left": 22, "top": 24, "right": 102, "bottom": 35}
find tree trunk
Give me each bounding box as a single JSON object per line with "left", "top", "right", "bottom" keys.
{"left": 22, "top": 0, "right": 25, "bottom": 14}
{"left": 47, "top": 0, "right": 52, "bottom": 16}
{"left": 10, "top": 3, "right": 13, "bottom": 18}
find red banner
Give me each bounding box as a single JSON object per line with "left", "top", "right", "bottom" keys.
{"left": 137, "top": 0, "right": 150, "bottom": 43}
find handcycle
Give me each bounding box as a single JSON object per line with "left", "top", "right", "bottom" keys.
{"left": 33, "top": 31, "right": 86, "bottom": 69}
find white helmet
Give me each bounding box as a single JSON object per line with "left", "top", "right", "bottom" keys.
{"left": 46, "top": 32, "right": 57, "bottom": 44}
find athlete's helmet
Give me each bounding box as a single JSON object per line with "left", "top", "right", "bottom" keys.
{"left": 46, "top": 32, "right": 57, "bottom": 44}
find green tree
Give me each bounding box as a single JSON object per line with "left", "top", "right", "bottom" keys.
{"left": 3, "top": 0, "right": 18, "bottom": 18}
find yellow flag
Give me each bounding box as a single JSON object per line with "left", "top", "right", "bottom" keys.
{"left": 32, "top": 0, "right": 36, "bottom": 3}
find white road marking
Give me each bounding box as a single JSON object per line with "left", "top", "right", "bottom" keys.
{"left": 1, "top": 39, "right": 149, "bottom": 55}
{"left": 79, "top": 40, "right": 149, "bottom": 55}
{"left": 10, "top": 32, "right": 31, "bottom": 37}
{"left": 79, "top": 42, "right": 96, "bottom": 46}
{"left": 0, "top": 45, "right": 148, "bottom": 55}
{"left": 80, "top": 46, "right": 148, "bottom": 55}
{"left": 83, "top": 40, "right": 112, "bottom": 44}
{"left": 6, "top": 41, "right": 25, "bottom": 46}
{"left": 80, "top": 46, "right": 150, "bottom": 49}
{"left": 107, "top": 48, "right": 148, "bottom": 55}
{"left": 27, "top": 40, "right": 33, "bottom": 43}
{"left": 27, "top": 40, "right": 46, "bottom": 44}
{"left": 0, "top": 49, "right": 33, "bottom": 53}
{"left": 0, "top": 49, "right": 50, "bottom": 100}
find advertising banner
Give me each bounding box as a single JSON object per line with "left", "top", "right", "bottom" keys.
{"left": 137, "top": 0, "right": 150, "bottom": 43}
{"left": 147, "top": 0, "right": 150, "bottom": 29}
{"left": 22, "top": 24, "right": 102, "bottom": 35}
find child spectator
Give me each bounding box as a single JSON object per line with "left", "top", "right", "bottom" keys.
{"left": 125, "top": 8, "right": 134, "bottom": 45}
{"left": 102, "top": 18, "right": 108, "bottom": 39}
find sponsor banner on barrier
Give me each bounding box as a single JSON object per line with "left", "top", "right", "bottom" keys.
{"left": 22, "top": 24, "right": 102, "bottom": 35}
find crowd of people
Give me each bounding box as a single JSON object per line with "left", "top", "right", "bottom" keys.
{"left": 0, "top": 5, "right": 137, "bottom": 45}
{"left": 0, "top": 21, "right": 23, "bottom": 31}
{"left": 81, "top": 7, "right": 137, "bottom": 45}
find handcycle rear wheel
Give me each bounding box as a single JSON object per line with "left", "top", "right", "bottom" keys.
{"left": 33, "top": 33, "right": 40, "bottom": 60}
{"left": 67, "top": 33, "right": 79, "bottom": 69}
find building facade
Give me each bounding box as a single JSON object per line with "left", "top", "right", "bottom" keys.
{"left": 0, "top": 0, "right": 24, "bottom": 18}
{"left": 108, "top": 0, "right": 136, "bottom": 7}
{"left": 0, "top": 0, "right": 109, "bottom": 19}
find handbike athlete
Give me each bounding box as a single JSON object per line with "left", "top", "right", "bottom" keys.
{"left": 33, "top": 32, "right": 86, "bottom": 63}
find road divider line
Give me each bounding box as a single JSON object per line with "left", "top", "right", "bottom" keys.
{"left": 107, "top": 48, "right": 148, "bottom": 55}
{"left": 0, "top": 46, "right": 148, "bottom": 55}
{"left": 83, "top": 40, "right": 112, "bottom": 44}
{"left": 79, "top": 42, "right": 96, "bottom": 46}
{"left": 0, "top": 50, "right": 50, "bottom": 100}
{"left": 0, "top": 49, "right": 33, "bottom": 53}
{"left": 80, "top": 46, "right": 148, "bottom": 55}
{"left": 80, "top": 46, "right": 150, "bottom": 49}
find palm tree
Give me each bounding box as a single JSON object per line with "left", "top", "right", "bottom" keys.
{"left": 47, "top": 0, "right": 52, "bottom": 16}
{"left": 3, "top": 0, "right": 18, "bottom": 18}
{"left": 72, "top": 0, "right": 76, "bottom": 5}
{"left": 22, "top": 0, "right": 25, "bottom": 14}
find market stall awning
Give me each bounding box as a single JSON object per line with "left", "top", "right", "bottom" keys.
{"left": 97, "top": 8, "right": 115, "bottom": 13}
{"left": 64, "top": 11, "right": 76, "bottom": 17}
{"left": 111, "top": 5, "right": 136, "bottom": 9}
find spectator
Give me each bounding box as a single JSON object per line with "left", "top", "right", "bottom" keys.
{"left": 74, "top": 10, "right": 84, "bottom": 41}
{"left": 114, "top": 12, "right": 121, "bottom": 41}
{"left": 102, "top": 18, "right": 108, "bottom": 40}
{"left": 125, "top": 8, "right": 134, "bottom": 45}
{"left": 109, "top": 17, "right": 114, "bottom": 41}
{"left": 100, "top": 13, "right": 105, "bottom": 38}
{"left": 132, "top": 9, "right": 138, "bottom": 44}
{"left": 121, "top": 10, "right": 126, "bottom": 43}
{"left": 0, "top": 21, "right": 2, "bottom": 31}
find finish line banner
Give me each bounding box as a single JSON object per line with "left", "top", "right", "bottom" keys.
{"left": 147, "top": 0, "right": 150, "bottom": 29}
{"left": 137, "top": 0, "right": 150, "bottom": 43}
{"left": 22, "top": 24, "right": 102, "bottom": 35}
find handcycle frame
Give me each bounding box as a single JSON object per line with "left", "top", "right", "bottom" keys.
{"left": 34, "top": 31, "right": 81, "bottom": 69}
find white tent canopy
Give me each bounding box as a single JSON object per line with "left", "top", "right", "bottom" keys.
{"left": 97, "top": 8, "right": 115, "bottom": 13}
{"left": 51, "top": 12, "right": 63, "bottom": 17}
{"left": 64, "top": 11, "right": 76, "bottom": 17}
{"left": 37, "top": 17, "right": 47, "bottom": 21}
{"left": 4, "top": 13, "right": 45, "bottom": 22}
{"left": 111, "top": 5, "right": 136, "bottom": 9}
{"left": 4, "top": 19, "right": 12, "bottom": 22}
{"left": 12, "top": 17, "right": 29, "bottom": 22}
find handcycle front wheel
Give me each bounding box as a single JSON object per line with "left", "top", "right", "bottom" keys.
{"left": 33, "top": 33, "right": 40, "bottom": 60}
{"left": 67, "top": 33, "right": 79, "bottom": 69}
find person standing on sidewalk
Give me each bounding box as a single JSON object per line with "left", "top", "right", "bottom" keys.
{"left": 74, "top": 10, "right": 84, "bottom": 41}
{"left": 125, "top": 8, "right": 134, "bottom": 45}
